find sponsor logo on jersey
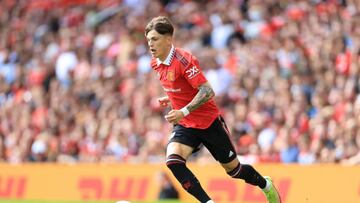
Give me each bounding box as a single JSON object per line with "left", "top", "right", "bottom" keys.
{"left": 185, "top": 66, "right": 200, "bottom": 79}
{"left": 163, "top": 87, "right": 181, "bottom": 92}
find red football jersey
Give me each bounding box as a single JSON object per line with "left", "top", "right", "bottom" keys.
{"left": 151, "top": 47, "right": 220, "bottom": 129}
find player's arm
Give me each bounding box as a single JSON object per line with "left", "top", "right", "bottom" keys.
{"left": 185, "top": 81, "right": 215, "bottom": 112}
{"left": 164, "top": 82, "right": 214, "bottom": 124}
{"left": 158, "top": 96, "right": 170, "bottom": 107}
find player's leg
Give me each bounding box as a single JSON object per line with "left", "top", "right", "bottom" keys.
{"left": 201, "top": 117, "right": 267, "bottom": 188}
{"left": 221, "top": 158, "right": 281, "bottom": 203}
{"left": 166, "top": 125, "right": 213, "bottom": 203}
{"left": 201, "top": 116, "right": 281, "bottom": 203}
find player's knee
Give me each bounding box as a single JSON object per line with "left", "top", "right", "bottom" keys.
{"left": 227, "top": 163, "right": 241, "bottom": 178}
{"left": 166, "top": 154, "right": 186, "bottom": 169}
{"left": 222, "top": 157, "right": 240, "bottom": 172}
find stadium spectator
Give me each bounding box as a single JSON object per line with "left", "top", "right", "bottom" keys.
{"left": 0, "top": 0, "right": 359, "bottom": 165}
{"left": 157, "top": 171, "right": 179, "bottom": 200}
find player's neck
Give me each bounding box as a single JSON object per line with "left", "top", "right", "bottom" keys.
{"left": 158, "top": 45, "right": 172, "bottom": 61}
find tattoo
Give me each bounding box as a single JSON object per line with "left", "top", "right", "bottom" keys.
{"left": 186, "top": 82, "right": 215, "bottom": 112}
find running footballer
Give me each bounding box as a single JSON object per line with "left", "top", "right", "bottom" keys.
{"left": 145, "top": 16, "right": 281, "bottom": 203}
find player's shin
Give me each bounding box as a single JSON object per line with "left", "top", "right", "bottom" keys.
{"left": 166, "top": 154, "right": 211, "bottom": 203}
{"left": 227, "top": 163, "right": 267, "bottom": 189}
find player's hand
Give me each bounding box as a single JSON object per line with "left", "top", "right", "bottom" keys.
{"left": 158, "top": 96, "right": 170, "bottom": 107}
{"left": 164, "top": 109, "right": 184, "bottom": 124}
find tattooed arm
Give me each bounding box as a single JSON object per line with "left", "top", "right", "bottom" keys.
{"left": 185, "top": 82, "right": 215, "bottom": 112}
{"left": 164, "top": 82, "right": 214, "bottom": 124}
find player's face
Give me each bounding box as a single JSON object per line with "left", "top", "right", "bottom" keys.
{"left": 146, "top": 30, "right": 172, "bottom": 61}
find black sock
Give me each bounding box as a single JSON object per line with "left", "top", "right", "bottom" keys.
{"left": 227, "top": 163, "right": 266, "bottom": 189}
{"left": 166, "top": 154, "right": 211, "bottom": 203}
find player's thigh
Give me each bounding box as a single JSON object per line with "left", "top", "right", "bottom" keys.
{"left": 201, "top": 116, "right": 238, "bottom": 166}
{"left": 166, "top": 142, "right": 194, "bottom": 160}
{"left": 166, "top": 125, "right": 202, "bottom": 159}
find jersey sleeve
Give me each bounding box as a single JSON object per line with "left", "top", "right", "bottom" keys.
{"left": 181, "top": 55, "right": 207, "bottom": 88}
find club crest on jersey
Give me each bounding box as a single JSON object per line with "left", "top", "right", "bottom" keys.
{"left": 185, "top": 65, "right": 200, "bottom": 79}
{"left": 167, "top": 71, "right": 175, "bottom": 81}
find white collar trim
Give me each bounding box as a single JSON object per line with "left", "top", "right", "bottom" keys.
{"left": 157, "top": 45, "right": 175, "bottom": 66}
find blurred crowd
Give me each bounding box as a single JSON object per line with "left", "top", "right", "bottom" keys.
{"left": 1, "top": 0, "right": 360, "bottom": 165}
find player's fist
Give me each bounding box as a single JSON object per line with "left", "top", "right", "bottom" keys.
{"left": 164, "top": 109, "right": 184, "bottom": 124}
{"left": 158, "top": 96, "right": 170, "bottom": 107}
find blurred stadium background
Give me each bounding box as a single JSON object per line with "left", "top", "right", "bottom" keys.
{"left": 1, "top": 0, "right": 360, "bottom": 202}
